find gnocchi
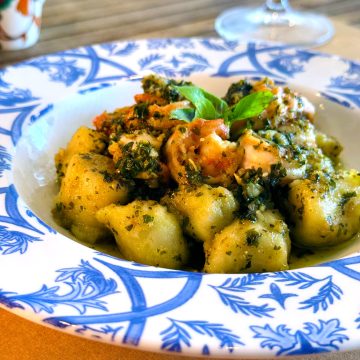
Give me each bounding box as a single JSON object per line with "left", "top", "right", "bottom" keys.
{"left": 53, "top": 153, "right": 129, "bottom": 243}
{"left": 96, "top": 200, "right": 189, "bottom": 269}
{"left": 53, "top": 75, "right": 360, "bottom": 273}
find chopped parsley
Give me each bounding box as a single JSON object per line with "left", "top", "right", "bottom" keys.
{"left": 115, "top": 141, "right": 160, "bottom": 179}
{"left": 134, "top": 103, "right": 149, "bottom": 119}
{"left": 246, "top": 230, "right": 260, "bottom": 247}
{"left": 143, "top": 214, "right": 154, "bottom": 223}
{"left": 339, "top": 191, "right": 356, "bottom": 209}
{"left": 235, "top": 164, "right": 286, "bottom": 221}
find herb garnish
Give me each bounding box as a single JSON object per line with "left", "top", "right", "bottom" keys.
{"left": 115, "top": 141, "right": 160, "bottom": 179}
{"left": 170, "top": 85, "right": 274, "bottom": 127}
{"left": 143, "top": 214, "right": 154, "bottom": 223}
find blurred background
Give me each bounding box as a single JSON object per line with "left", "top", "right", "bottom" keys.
{"left": 0, "top": 0, "right": 359, "bottom": 66}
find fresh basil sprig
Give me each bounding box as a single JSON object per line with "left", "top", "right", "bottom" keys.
{"left": 170, "top": 84, "right": 274, "bottom": 126}
{"left": 170, "top": 108, "right": 195, "bottom": 122}
{"left": 227, "top": 91, "right": 274, "bottom": 123}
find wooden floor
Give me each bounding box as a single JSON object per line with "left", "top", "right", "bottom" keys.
{"left": 0, "top": 0, "right": 359, "bottom": 66}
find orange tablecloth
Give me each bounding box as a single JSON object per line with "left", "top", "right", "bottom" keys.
{"left": 0, "top": 309, "right": 204, "bottom": 360}
{"left": 2, "top": 309, "right": 360, "bottom": 360}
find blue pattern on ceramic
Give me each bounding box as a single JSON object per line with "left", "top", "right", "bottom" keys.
{"left": 160, "top": 318, "right": 244, "bottom": 353}
{"left": 322, "top": 255, "right": 360, "bottom": 281}
{"left": 271, "top": 272, "right": 343, "bottom": 313}
{"left": 200, "top": 38, "right": 239, "bottom": 52}
{"left": 6, "top": 245, "right": 199, "bottom": 342}
{"left": 330, "top": 62, "right": 360, "bottom": 91}
{"left": 320, "top": 92, "right": 352, "bottom": 108}
{"left": 0, "top": 260, "right": 117, "bottom": 312}
{"left": 0, "top": 38, "right": 360, "bottom": 357}
{"left": 21, "top": 57, "right": 86, "bottom": 87}
{"left": 47, "top": 46, "right": 137, "bottom": 86}
{"left": 267, "top": 50, "right": 317, "bottom": 77}
{"left": 327, "top": 91, "right": 360, "bottom": 108}
{"left": 0, "top": 185, "right": 44, "bottom": 233}
{"left": 251, "top": 319, "right": 348, "bottom": 355}
{"left": 100, "top": 41, "right": 139, "bottom": 56}
{"left": 258, "top": 283, "right": 297, "bottom": 309}
{"left": 30, "top": 104, "right": 54, "bottom": 123}
{"left": 138, "top": 51, "right": 211, "bottom": 77}
{"left": 210, "top": 274, "right": 275, "bottom": 318}
{"left": 0, "top": 88, "right": 39, "bottom": 107}
{"left": 0, "top": 104, "right": 39, "bottom": 144}
{"left": 0, "top": 224, "right": 41, "bottom": 255}
{"left": 0, "top": 145, "right": 11, "bottom": 177}
{"left": 25, "top": 209, "right": 57, "bottom": 234}
{"left": 147, "top": 38, "right": 194, "bottom": 49}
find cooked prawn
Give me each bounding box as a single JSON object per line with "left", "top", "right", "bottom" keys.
{"left": 165, "top": 119, "right": 243, "bottom": 186}
{"left": 238, "top": 129, "right": 280, "bottom": 174}
{"left": 252, "top": 78, "right": 315, "bottom": 123}
{"left": 147, "top": 101, "right": 191, "bottom": 130}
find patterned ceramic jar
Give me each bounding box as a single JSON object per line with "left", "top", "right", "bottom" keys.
{"left": 0, "top": 0, "right": 46, "bottom": 51}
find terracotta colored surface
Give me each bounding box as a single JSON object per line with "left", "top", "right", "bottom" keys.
{"left": 1, "top": 308, "right": 360, "bottom": 360}
{"left": 0, "top": 309, "right": 203, "bottom": 360}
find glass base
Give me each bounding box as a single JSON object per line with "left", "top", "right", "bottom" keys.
{"left": 215, "top": 6, "right": 334, "bottom": 48}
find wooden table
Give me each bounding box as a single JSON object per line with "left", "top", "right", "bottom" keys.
{"left": 1, "top": 1, "right": 360, "bottom": 359}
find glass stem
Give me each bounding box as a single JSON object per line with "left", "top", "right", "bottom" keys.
{"left": 265, "top": 0, "right": 291, "bottom": 12}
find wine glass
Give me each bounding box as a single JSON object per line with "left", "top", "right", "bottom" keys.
{"left": 215, "top": 0, "right": 334, "bottom": 47}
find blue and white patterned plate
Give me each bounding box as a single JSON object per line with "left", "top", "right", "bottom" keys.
{"left": 1, "top": 38, "right": 360, "bottom": 358}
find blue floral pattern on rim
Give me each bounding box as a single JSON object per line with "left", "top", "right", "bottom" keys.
{"left": 0, "top": 38, "right": 360, "bottom": 357}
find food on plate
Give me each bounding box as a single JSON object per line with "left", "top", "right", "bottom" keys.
{"left": 286, "top": 170, "right": 360, "bottom": 248}
{"left": 55, "top": 126, "right": 107, "bottom": 183}
{"left": 97, "top": 200, "right": 189, "bottom": 269}
{"left": 53, "top": 153, "right": 129, "bottom": 243}
{"left": 53, "top": 74, "right": 360, "bottom": 273}
{"left": 204, "top": 209, "right": 291, "bottom": 274}
{"left": 161, "top": 184, "right": 238, "bottom": 243}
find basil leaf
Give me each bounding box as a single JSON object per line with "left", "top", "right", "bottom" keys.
{"left": 170, "top": 85, "right": 273, "bottom": 128}
{"left": 202, "top": 89, "right": 228, "bottom": 116}
{"left": 227, "top": 90, "right": 274, "bottom": 124}
{"left": 175, "top": 85, "right": 221, "bottom": 120}
{"left": 170, "top": 108, "right": 195, "bottom": 122}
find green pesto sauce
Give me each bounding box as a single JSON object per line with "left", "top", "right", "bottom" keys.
{"left": 289, "top": 234, "right": 359, "bottom": 269}
{"left": 80, "top": 232, "right": 360, "bottom": 272}
{"left": 89, "top": 239, "right": 123, "bottom": 258}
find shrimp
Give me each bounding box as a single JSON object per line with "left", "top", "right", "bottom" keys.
{"left": 238, "top": 129, "right": 281, "bottom": 175}
{"left": 228, "top": 79, "right": 315, "bottom": 136}
{"left": 237, "top": 129, "right": 308, "bottom": 183}
{"left": 165, "top": 119, "right": 243, "bottom": 186}
{"left": 252, "top": 78, "right": 315, "bottom": 123}
{"left": 147, "top": 101, "right": 191, "bottom": 130}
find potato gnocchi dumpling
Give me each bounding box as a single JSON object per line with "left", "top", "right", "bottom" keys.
{"left": 204, "top": 210, "right": 291, "bottom": 273}
{"left": 287, "top": 170, "right": 360, "bottom": 248}
{"left": 54, "top": 153, "right": 129, "bottom": 244}
{"left": 53, "top": 74, "right": 360, "bottom": 273}
{"left": 161, "top": 184, "right": 238, "bottom": 243}
{"left": 55, "top": 126, "right": 107, "bottom": 182}
{"left": 96, "top": 200, "right": 189, "bottom": 269}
